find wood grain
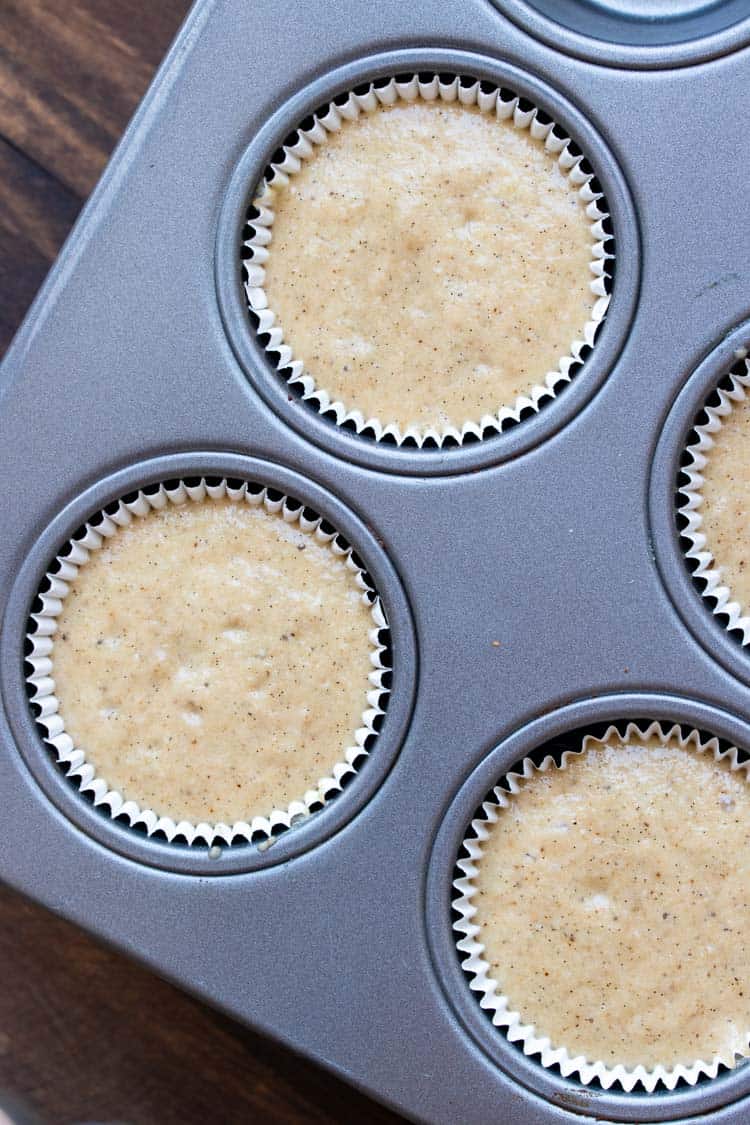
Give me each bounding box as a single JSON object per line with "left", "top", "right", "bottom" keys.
{"left": 0, "top": 0, "right": 188, "bottom": 195}
{"left": 0, "top": 136, "right": 80, "bottom": 354}
{"left": 0, "top": 3, "right": 404, "bottom": 1122}
{"left": 0, "top": 0, "right": 192, "bottom": 348}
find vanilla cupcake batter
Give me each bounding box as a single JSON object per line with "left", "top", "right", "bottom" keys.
{"left": 473, "top": 734, "right": 750, "bottom": 1070}
{"left": 262, "top": 100, "right": 597, "bottom": 432}
{"left": 52, "top": 499, "right": 375, "bottom": 824}
{"left": 698, "top": 391, "right": 750, "bottom": 611}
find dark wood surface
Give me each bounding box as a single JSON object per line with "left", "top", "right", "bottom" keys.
{"left": 0, "top": 4, "right": 404, "bottom": 1122}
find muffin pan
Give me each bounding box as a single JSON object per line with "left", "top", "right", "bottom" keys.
{"left": 2, "top": 0, "right": 750, "bottom": 1122}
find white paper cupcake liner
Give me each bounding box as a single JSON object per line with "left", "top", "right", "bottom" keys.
{"left": 452, "top": 720, "right": 750, "bottom": 1092}
{"left": 25, "top": 477, "right": 390, "bottom": 847}
{"left": 678, "top": 357, "right": 750, "bottom": 643}
{"left": 242, "top": 73, "right": 612, "bottom": 448}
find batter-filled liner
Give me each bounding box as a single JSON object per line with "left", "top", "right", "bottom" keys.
{"left": 25, "top": 477, "right": 390, "bottom": 847}
{"left": 678, "top": 357, "right": 750, "bottom": 646}
{"left": 242, "top": 72, "right": 613, "bottom": 448}
{"left": 452, "top": 721, "right": 750, "bottom": 1091}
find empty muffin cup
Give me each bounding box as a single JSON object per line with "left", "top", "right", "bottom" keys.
{"left": 452, "top": 721, "right": 750, "bottom": 1091}
{"left": 242, "top": 72, "right": 612, "bottom": 448}
{"left": 25, "top": 477, "right": 390, "bottom": 847}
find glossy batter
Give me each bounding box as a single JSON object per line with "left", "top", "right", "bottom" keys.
{"left": 52, "top": 500, "right": 374, "bottom": 824}
{"left": 699, "top": 393, "right": 750, "bottom": 611}
{"left": 474, "top": 736, "right": 750, "bottom": 1070}
{"left": 263, "top": 101, "right": 596, "bottom": 432}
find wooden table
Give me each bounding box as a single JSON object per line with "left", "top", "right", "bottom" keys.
{"left": 0, "top": 4, "right": 404, "bottom": 1121}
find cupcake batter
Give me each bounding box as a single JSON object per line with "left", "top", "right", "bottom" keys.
{"left": 698, "top": 391, "right": 750, "bottom": 611}
{"left": 473, "top": 734, "right": 750, "bottom": 1070}
{"left": 261, "top": 100, "right": 597, "bottom": 432}
{"left": 52, "top": 499, "right": 375, "bottom": 824}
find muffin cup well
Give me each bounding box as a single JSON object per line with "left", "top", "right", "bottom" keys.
{"left": 452, "top": 720, "right": 750, "bottom": 1092}
{"left": 25, "top": 477, "right": 390, "bottom": 848}
{"left": 678, "top": 357, "right": 750, "bottom": 644}
{"left": 242, "top": 73, "right": 612, "bottom": 449}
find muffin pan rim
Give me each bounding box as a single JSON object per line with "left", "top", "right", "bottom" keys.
{"left": 489, "top": 0, "right": 750, "bottom": 70}
{"left": 1, "top": 452, "right": 418, "bottom": 877}
{"left": 649, "top": 318, "right": 750, "bottom": 692}
{"left": 215, "top": 46, "right": 640, "bottom": 478}
{"left": 425, "top": 693, "right": 750, "bottom": 1123}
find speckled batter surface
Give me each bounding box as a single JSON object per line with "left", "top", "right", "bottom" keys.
{"left": 473, "top": 736, "right": 750, "bottom": 1070}
{"left": 52, "top": 500, "right": 374, "bottom": 824}
{"left": 699, "top": 392, "right": 750, "bottom": 611}
{"left": 262, "top": 101, "right": 596, "bottom": 432}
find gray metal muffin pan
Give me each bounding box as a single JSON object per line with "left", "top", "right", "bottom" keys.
{"left": 3, "top": 0, "right": 750, "bottom": 1121}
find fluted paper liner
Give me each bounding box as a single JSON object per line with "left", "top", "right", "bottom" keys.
{"left": 243, "top": 73, "right": 612, "bottom": 448}
{"left": 25, "top": 477, "right": 390, "bottom": 847}
{"left": 452, "top": 720, "right": 750, "bottom": 1092}
{"left": 678, "top": 358, "right": 750, "bottom": 643}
